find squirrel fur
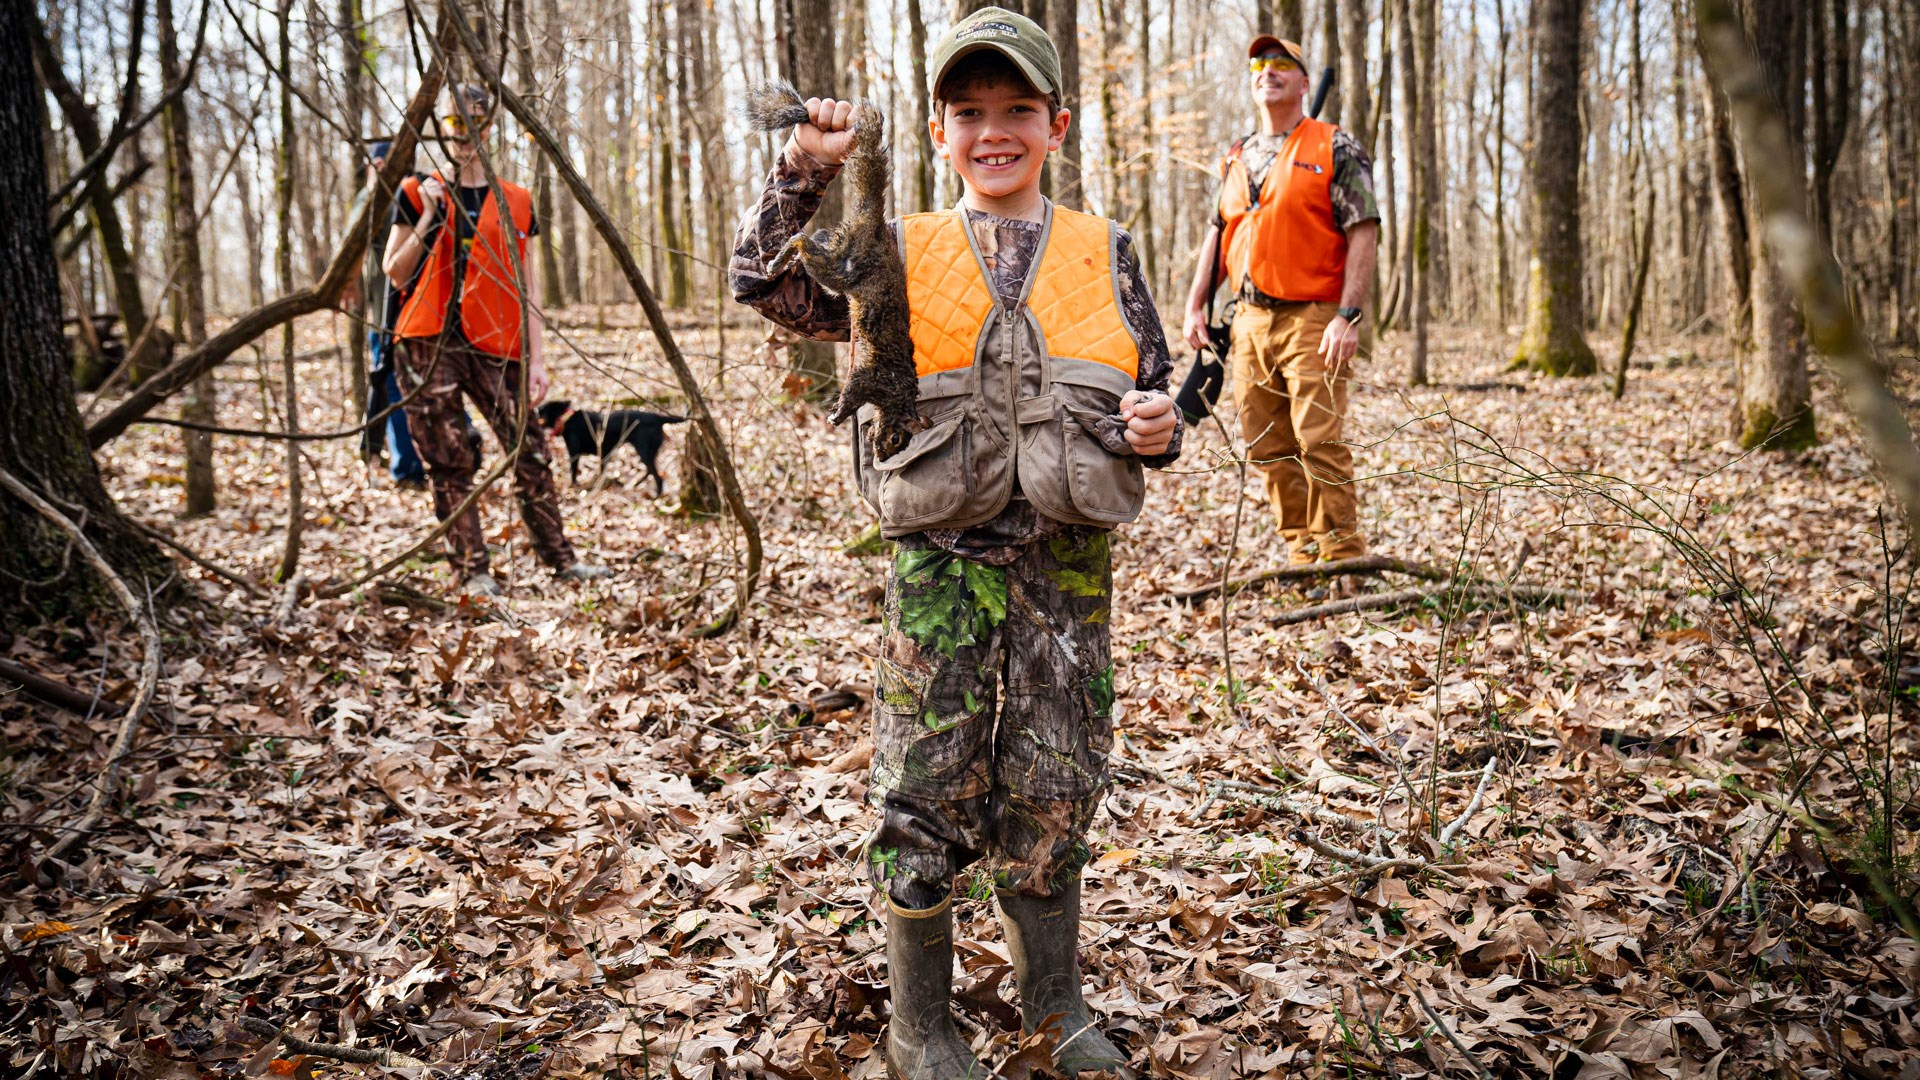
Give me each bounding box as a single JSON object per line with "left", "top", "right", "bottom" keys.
{"left": 743, "top": 81, "right": 921, "bottom": 460}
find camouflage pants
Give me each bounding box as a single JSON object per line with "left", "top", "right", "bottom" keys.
{"left": 867, "top": 529, "right": 1116, "bottom": 908}
{"left": 398, "top": 337, "right": 575, "bottom": 577}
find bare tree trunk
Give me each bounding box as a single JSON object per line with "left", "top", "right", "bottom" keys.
{"left": 515, "top": 0, "right": 564, "bottom": 311}
{"left": 1136, "top": 0, "right": 1156, "bottom": 290}
{"left": 907, "top": 0, "right": 933, "bottom": 212}
{"left": 1510, "top": 0, "right": 1596, "bottom": 375}
{"left": 1273, "top": 0, "right": 1302, "bottom": 40}
{"left": 275, "top": 0, "right": 303, "bottom": 582}
{"left": 778, "top": 0, "right": 841, "bottom": 402}
{"left": 1491, "top": 0, "right": 1509, "bottom": 324}
{"left": 339, "top": 0, "right": 369, "bottom": 420}
{"left": 1318, "top": 0, "right": 1341, "bottom": 125}
{"left": 0, "top": 0, "right": 171, "bottom": 620}
{"left": 1342, "top": 0, "right": 1372, "bottom": 150}
{"left": 1044, "top": 0, "right": 1082, "bottom": 210}
{"left": 1376, "top": 0, "right": 1401, "bottom": 329}
{"left": 31, "top": 6, "right": 171, "bottom": 384}
{"left": 1733, "top": 0, "right": 1814, "bottom": 450}
{"left": 160, "top": 0, "right": 214, "bottom": 517}
{"left": 1095, "top": 0, "right": 1123, "bottom": 220}
{"left": 235, "top": 148, "right": 268, "bottom": 309}
{"left": 1406, "top": 0, "right": 1433, "bottom": 383}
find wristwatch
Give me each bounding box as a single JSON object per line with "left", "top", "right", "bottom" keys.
{"left": 1337, "top": 306, "right": 1364, "bottom": 324}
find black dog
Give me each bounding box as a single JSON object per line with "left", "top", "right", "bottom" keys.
{"left": 534, "top": 400, "right": 686, "bottom": 494}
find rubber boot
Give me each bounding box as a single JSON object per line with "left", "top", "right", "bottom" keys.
{"left": 996, "top": 880, "right": 1126, "bottom": 1075}
{"left": 885, "top": 896, "right": 985, "bottom": 1079}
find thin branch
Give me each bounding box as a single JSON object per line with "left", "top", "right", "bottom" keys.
{"left": 0, "top": 468, "right": 162, "bottom": 869}
{"left": 236, "top": 1017, "right": 429, "bottom": 1069}
{"left": 1172, "top": 553, "right": 1452, "bottom": 601}
{"left": 1438, "top": 754, "right": 1498, "bottom": 845}
{"left": 1269, "top": 583, "right": 1571, "bottom": 628}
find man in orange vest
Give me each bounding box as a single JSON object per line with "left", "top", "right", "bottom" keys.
{"left": 733, "top": 9, "right": 1179, "bottom": 1074}
{"left": 1183, "top": 35, "right": 1380, "bottom": 566}
{"left": 383, "top": 85, "right": 609, "bottom": 595}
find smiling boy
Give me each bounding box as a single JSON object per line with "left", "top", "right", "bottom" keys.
{"left": 731, "top": 8, "right": 1179, "bottom": 1075}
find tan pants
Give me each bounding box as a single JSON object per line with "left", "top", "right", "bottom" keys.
{"left": 1230, "top": 301, "right": 1367, "bottom": 563}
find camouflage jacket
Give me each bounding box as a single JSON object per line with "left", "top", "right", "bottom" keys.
{"left": 731, "top": 146, "right": 1183, "bottom": 563}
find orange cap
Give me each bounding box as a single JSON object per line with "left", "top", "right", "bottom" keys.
{"left": 1247, "top": 34, "right": 1305, "bottom": 65}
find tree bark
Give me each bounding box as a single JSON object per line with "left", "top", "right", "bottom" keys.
{"left": 275, "top": 0, "right": 303, "bottom": 582}
{"left": 160, "top": 0, "right": 214, "bottom": 517}
{"left": 907, "top": 0, "right": 934, "bottom": 212}
{"left": 1409, "top": 0, "right": 1436, "bottom": 385}
{"left": 1734, "top": 0, "right": 1815, "bottom": 450}
{"left": 1510, "top": 0, "right": 1596, "bottom": 375}
{"left": 1318, "top": 0, "right": 1341, "bottom": 125}
{"left": 1044, "top": 0, "right": 1082, "bottom": 210}
{"left": 0, "top": 0, "right": 170, "bottom": 620}
{"left": 31, "top": 4, "right": 172, "bottom": 385}
{"left": 779, "top": 0, "right": 841, "bottom": 401}
{"left": 1341, "top": 0, "right": 1372, "bottom": 151}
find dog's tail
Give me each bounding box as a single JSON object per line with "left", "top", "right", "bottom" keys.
{"left": 742, "top": 81, "right": 809, "bottom": 133}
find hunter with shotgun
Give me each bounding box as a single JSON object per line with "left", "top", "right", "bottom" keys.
{"left": 1183, "top": 35, "right": 1381, "bottom": 569}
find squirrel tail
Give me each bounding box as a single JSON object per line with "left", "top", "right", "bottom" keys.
{"left": 843, "top": 103, "right": 890, "bottom": 210}
{"left": 742, "top": 80, "right": 809, "bottom": 132}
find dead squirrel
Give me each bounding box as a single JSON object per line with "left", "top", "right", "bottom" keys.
{"left": 743, "top": 81, "right": 921, "bottom": 460}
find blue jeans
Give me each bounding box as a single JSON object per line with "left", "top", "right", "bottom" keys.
{"left": 373, "top": 332, "right": 425, "bottom": 483}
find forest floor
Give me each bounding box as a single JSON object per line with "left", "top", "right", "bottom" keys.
{"left": 5, "top": 309, "right": 1919, "bottom": 1079}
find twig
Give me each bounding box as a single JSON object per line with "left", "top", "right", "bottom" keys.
{"left": 1270, "top": 583, "right": 1570, "bottom": 627}
{"left": 132, "top": 520, "right": 266, "bottom": 595}
{"left": 237, "top": 1017, "right": 429, "bottom": 1069}
{"left": 1410, "top": 987, "right": 1494, "bottom": 1080}
{"left": 0, "top": 468, "right": 161, "bottom": 868}
{"left": 1227, "top": 858, "right": 1430, "bottom": 911}
{"left": 1290, "top": 829, "right": 1399, "bottom": 868}
{"left": 1112, "top": 754, "right": 1394, "bottom": 839}
{"left": 274, "top": 573, "right": 308, "bottom": 626}
{"left": 1439, "top": 754, "right": 1498, "bottom": 845}
{"left": 1172, "top": 554, "right": 1452, "bottom": 601}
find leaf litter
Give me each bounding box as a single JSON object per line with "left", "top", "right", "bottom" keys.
{"left": 4, "top": 311, "right": 1919, "bottom": 1077}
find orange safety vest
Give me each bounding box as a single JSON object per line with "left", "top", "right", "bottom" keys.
{"left": 902, "top": 206, "right": 1138, "bottom": 381}
{"left": 394, "top": 173, "right": 535, "bottom": 359}
{"left": 1216, "top": 117, "right": 1347, "bottom": 304}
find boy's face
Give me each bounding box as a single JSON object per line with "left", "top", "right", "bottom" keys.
{"left": 930, "top": 75, "right": 1069, "bottom": 204}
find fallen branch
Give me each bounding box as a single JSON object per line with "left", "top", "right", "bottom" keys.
{"left": 0, "top": 658, "right": 126, "bottom": 718}
{"left": 0, "top": 467, "right": 161, "bottom": 868}
{"left": 1411, "top": 986, "right": 1495, "bottom": 1080}
{"left": 1439, "top": 754, "right": 1499, "bottom": 845}
{"left": 1227, "top": 858, "right": 1430, "bottom": 912}
{"left": 236, "top": 1017, "right": 429, "bottom": 1069}
{"left": 1270, "top": 583, "right": 1571, "bottom": 627}
{"left": 1172, "top": 554, "right": 1450, "bottom": 602}
{"left": 133, "top": 520, "right": 265, "bottom": 596}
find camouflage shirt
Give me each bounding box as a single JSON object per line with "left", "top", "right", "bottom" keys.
{"left": 731, "top": 146, "right": 1183, "bottom": 564}
{"left": 1211, "top": 124, "right": 1380, "bottom": 309}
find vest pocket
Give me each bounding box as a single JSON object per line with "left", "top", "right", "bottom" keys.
{"left": 876, "top": 409, "right": 972, "bottom": 530}
{"left": 851, "top": 405, "right": 884, "bottom": 510}
{"left": 1062, "top": 405, "right": 1146, "bottom": 523}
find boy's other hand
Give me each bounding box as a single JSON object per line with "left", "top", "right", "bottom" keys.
{"left": 417, "top": 174, "right": 446, "bottom": 224}
{"left": 1119, "top": 390, "right": 1176, "bottom": 456}
{"left": 790, "top": 97, "right": 858, "bottom": 166}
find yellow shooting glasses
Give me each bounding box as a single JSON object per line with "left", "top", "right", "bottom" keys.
{"left": 1248, "top": 55, "right": 1300, "bottom": 75}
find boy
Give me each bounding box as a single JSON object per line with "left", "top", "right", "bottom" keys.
{"left": 732, "top": 8, "right": 1179, "bottom": 1075}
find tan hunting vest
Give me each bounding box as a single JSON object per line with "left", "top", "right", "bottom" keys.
{"left": 852, "top": 202, "right": 1147, "bottom": 537}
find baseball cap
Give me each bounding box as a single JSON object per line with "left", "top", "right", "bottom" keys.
{"left": 1247, "top": 34, "right": 1306, "bottom": 66}
{"left": 369, "top": 139, "right": 392, "bottom": 163}
{"left": 927, "top": 6, "right": 1062, "bottom": 99}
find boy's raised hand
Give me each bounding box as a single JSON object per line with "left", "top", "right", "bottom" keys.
{"left": 790, "top": 98, "right": 859, "bottom": 166}
{"left": 1119, "top": 390, "right": 1176, "bottom": 456}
